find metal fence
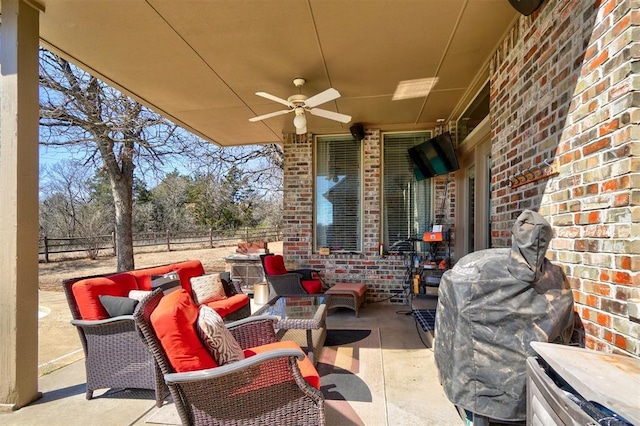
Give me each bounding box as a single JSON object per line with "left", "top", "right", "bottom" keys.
{"left": 39, "top": 227, "right": 281, "bottom": 262}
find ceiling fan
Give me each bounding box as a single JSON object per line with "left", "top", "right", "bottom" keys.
{"left": 249, "top": 78, "right": 352, "bottom": 135}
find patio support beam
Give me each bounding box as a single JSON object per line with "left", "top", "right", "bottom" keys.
{"left": 0, "top": 0, "right": 42, "bottom": 410}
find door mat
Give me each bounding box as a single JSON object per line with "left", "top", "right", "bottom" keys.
{"left": 325, "top": 328, "right": 372, "bottom": 346}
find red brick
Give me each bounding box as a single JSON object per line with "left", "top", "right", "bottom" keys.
{"left": 575, "top": 211, "right": 600, "bottom": 224}
{"left": 601, "top": 176, "right": 630, "bottom": 192}
{"left": 613, "top": 15, "right": 631, "bottom": 37}
{"left": 601, "top": 0, "right": 614, "bottom": 16}
{"left": 596, "top": 312, "right": 611, "bottom": 327}
{"left": 586, "top": 183, "right": 599, "bottom": 195}
{"left": 613, "top": 271, "right": 631, "bottom": 285}
{"left": 598, "top": 119, "right": 619, "bottom": 136}
{"left": 619, "top": 256, "right": 631, "bottom": 270}
{"left": 615, "top": 334, "right": 628, "bottom": 351}
{"left": 613, "top": 193, "right": 630, "bottom": 207}
{"left": 583, "top": 137, "right": 610, "bottom": 156}
{"left": 589, "top": 50, "right": 609, "bottom": 70}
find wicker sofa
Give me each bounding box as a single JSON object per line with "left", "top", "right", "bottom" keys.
{"left": 63, "top": 259, "right": 251, "bottom": 404}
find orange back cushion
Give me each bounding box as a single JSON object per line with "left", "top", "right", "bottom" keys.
{"left": 263, "top": 255, "right": 287, "bottom": 275}
{"left": 72, "top": 273, "right": 139, "bottom": 320}
{"left": 130, "top": 265, "right": 176, "bottom": 290}
{"left": 173, "top": 260, "right": 206, "bottom": 294}
{"left": 150, "top": 289, "right": 218, "bottom": 372}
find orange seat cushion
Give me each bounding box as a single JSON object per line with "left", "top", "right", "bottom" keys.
{"left": 72, "top": 273, "right": 139, "bottom": 320}
{"left": 205, "top": 294, "right": 250, "bottom": 318}
{"left": 301, "top": 279, "right": 323, "bottom": 294}
{"left": 244, "top": 340, "right": 320, "bottom": 389}
{"left": 263, "top": 255, "right": 288, "bottom": 275}
{"left": 151, "top": 289, "right": 218, "bottom": 372}
{"left": 328, "top": 283, "right": 366, "bottom": 297}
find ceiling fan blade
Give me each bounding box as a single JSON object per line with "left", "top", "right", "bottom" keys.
{"left": 308, "top": 108, "right": 352, "bottom": 123}
{"left": 255, "top": 92, "right": 294, "bottom": 108}
{"left": 304, "top": 88, "right": 341, "bottom": 108}
{"left": 296, "top": 125, "right": 307, "bottom": 135}
{"left": 249, "top": 109, "right": 292, "bottom": 122}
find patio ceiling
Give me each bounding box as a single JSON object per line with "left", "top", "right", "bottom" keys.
{"left": 37, "top": 0, "right": 517, "bottom": 147}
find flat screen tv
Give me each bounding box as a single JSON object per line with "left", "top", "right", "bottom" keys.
{"left": 408, "top": 131, "right": 460, "bottom": 181}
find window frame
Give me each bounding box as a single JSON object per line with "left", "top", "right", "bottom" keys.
{"left": 313, "top": 134, "right": 364, "bottom": 253}
{"left": 456, "top": 79, "right": 490, "bottom": 146}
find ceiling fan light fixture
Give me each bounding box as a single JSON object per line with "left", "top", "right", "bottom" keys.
{"left": 293, "top": 109, "right": 307, "bottom": 130}
{"left": 250, "top": 78, "right": 350, "bottom": 130}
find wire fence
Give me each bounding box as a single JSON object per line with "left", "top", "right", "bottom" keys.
{"left": 39, "top": 227, "right": 281, "bottom": 262}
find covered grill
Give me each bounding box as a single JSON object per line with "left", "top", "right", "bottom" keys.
{"left": 434, "top": 210, "right": 575, "bottom": 423}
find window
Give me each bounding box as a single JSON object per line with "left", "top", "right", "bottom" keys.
{"left": 382, "top": 132, "right": 433, "bottom": 252}
{"left": 457, "top": 82, "right": 489, "bottom": 142}
{"left": 314, "top": 135, "right": 362, "bottom": 252}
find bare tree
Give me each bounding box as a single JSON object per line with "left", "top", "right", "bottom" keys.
{"left": 182, "top": 142, "right": 283, "bottom": 195}
{"left": 39, "top": 160, "right": 93, "bottom": 237}
{"left": 39, "top": 49, "right": 206, "bottom": 271}
{"left": 39, "top": 49, "right": 285, "bottom": 270}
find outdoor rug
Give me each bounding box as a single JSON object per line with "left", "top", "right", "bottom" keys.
{"left": 318, "top": 328, "right": 386, "bottom": 426}
{"left": 145, "top": 328, "right": 385, "bottom": 426}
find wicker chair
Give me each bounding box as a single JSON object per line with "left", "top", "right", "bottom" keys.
{"left": 259, "top": 254, "right": 327, "bottom": 298}
{"left": 134, "top": 289, "right": 325, "bottom": 426}
{"left": 62, "top": 277, "right": 165, "bottom": 406}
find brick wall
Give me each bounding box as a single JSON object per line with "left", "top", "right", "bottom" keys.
{"left": 491, "top": 0, "right": 640, "bottom": 356}
{"left": 282, "top": 129, "right": 453, "bottom": 303}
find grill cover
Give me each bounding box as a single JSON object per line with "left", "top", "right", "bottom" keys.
{"left": 434, "top": 210, "right": 575, "bottom": 422}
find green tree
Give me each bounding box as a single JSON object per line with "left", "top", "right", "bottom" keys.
{"left": 186, "top": 172, "right": 221, "bottom": 228}
{"left": 215, "top": 166, "right": 257, "bottom": 230}
{"left": 148, "top": 171, "right": 196, "bottom": 232}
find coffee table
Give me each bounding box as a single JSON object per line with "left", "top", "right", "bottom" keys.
{"left": 252, "top": 294, "right": 328, "bottom": 364}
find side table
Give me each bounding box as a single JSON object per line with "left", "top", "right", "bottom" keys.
{"left": 252, "top": 295, "right": 328, "bottom": 364}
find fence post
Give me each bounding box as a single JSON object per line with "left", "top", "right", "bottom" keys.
{"left": 209, "top": 228, "right": 213, "bottom": 248}
{"left": 166, "top": 230, "right": 171, "bottom": 251}
{"left": 43, "top": 236, "right": 49, "bottom": 263}
{"left": 112, "top": 230, "right": 116, "bottom": 256}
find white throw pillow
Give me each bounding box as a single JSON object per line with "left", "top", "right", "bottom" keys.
{"left": 128, "top": 289, "right": 152, "bottom": 302}
{"left": 190, "top": 273, "right": 227, "bottom": 305}
{"left": 196, "top": 305, "right": 244, "bottom": 365}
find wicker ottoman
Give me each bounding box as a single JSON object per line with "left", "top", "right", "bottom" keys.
{"left": 326, "top": 283, "right": 367, "bottom": 317}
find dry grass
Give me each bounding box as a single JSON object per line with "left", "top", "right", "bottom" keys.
{"left": 38, "top": 241, "right": 283, "bottom": 291}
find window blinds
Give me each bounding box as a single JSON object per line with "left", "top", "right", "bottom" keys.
{"left": 383, "top": 132, "right": 433, "bottom": 250}
{"left": 315, "top": 135, "right": 361, "bottom": 252}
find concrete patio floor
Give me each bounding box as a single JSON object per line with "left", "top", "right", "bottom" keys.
{"left": 1, "top": 291, "right": 460, "bottom": 425}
